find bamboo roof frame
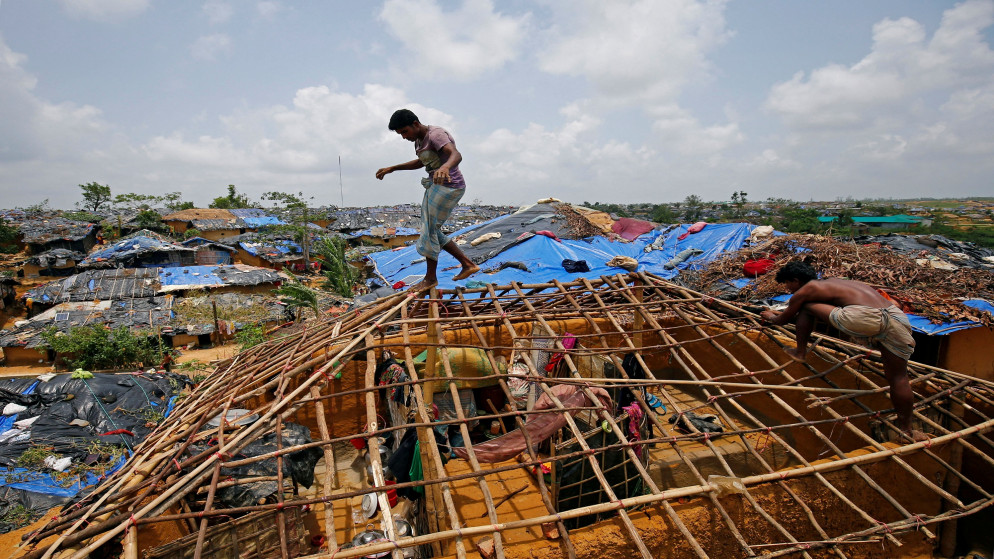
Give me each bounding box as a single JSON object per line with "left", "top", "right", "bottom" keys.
{"left": 15, "top": 272, "right": 994, "bottom": 559}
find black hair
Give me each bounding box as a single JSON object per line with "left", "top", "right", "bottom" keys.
{"left": 775, "top": 260, "right": 818, "bottom": 284}
{"left": 388, "top": 109, "right": 419, "bottom": 130}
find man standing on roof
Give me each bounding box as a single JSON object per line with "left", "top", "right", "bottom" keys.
{"left": 375, "top": 109, "right": 479, "bottom": 292}
{"left": 760, "top": 261, "right": 925, "bottom": 441}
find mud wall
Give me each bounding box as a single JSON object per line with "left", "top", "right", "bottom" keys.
{"left": 500, "top": 449, "right": 949, "bottom": 559}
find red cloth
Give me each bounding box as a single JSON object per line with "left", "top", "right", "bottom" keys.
{"left": 677, "top": 221, "right": 707, "bottom": 241}
{"left": 452, "top": 384, "right": 612, "bottom": 463}
{"left": 743, "top": 258, "right": 775, "bottom": 277}
{"left": 611, "top": 218, "right": 656, "bottom": 241}
{"left": 534, "top": 230, "right": 562, "bottom": 242}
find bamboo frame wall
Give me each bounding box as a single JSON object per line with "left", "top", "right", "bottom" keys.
{"left": 14, "top": 273, "right": 994, "bottom": 559}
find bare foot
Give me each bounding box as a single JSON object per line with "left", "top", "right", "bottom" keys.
{"left": 405, "top": 279, "right": 437, "bottom": 295}
{"left": 452, "top": 264, "right": 480, "bottom": 281}
{"left": 785, "top": 348, "right": 807, "bottom": 363}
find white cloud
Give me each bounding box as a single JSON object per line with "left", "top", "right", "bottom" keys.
{"left": 257, "top": 1, "right": 282, "bottom": 18}
{"left": 0, "top": 36, "right": 108, "bottom": 163}
{"left": 650, "top": 105, "right": 743, "bottom": 155}
{"left": 202, "top": 1, "right": 234, "bottom": 25}
{"left": 190, "top": 34, "right": 232, "bottom": 61}
{"left": 58, "top": 0, "right": 149, "bottom": 22}
{"left": 765, "top": 0, "right": 994, "bottom": 130}
{"left": 537, "top": 0, "right": 730, "bottom": 107}
{"left": 378, "top": 0, "right": 528, "bottom": 79}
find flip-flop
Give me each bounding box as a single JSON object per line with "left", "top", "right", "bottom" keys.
{"left": 645, "top": 394, "right": 666, "bottom": 414}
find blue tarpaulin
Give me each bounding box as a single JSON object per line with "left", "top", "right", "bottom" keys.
{"left": 80, "top": 236, "right": 187, "bottom": 267}
{"left": 238, "top": 240, "right": 301, "bottom": 257}
{"left": 158, "top": 265, "right": 230, "bottom": 287}
{"left": 369, "top": 222, "right": 763, "bottom": 291}
{"left": 349, "top": 227, "right": 421, "bottom": 239}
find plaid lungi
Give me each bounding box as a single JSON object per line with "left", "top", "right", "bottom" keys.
{"left": 417, "top": 183, "right": 464, "bottom": 259}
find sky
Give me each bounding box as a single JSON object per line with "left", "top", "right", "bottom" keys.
{"left": 0, "top": 0, "right": 992, "bottom": 210}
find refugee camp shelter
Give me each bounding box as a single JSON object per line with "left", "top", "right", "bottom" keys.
{"left": 16, "top": 274, "right": 994, "bottom": 559}
{"left": 0, "top": 276, "right": 16, "bottom": 311}
{"left": 78, "top": 235, "right": 198, "bottom": 269}
{"left": 233, "top": 238, "right": 307, "bottom": 270}
{"left": 21, "top": 249, "right": 86, "bottom": 278}
{"left": 161, "top": 209, "right": 247, "bottom": 241}
{"left": 18, "top": 218, "right": 99, "bottom": 255}
{"left": 179, "top": 237, "right": 237, "bottom": 265}
{"left": 23, "top": 265, "right": 285, "bottom": 310}
{"left": 228, "top": 208, "right": 287, "bottom": 229}
{"left": 349, "top": 226, "right": 420, "bottom": 249}
{"left": 368, "top": 202, "right": 764, "bottom": 292}
{"left": 818, "top": 215, "right": 928, "bottom": 230}
{"left": 0, "top": 296, "right": 174, "bottom": 366}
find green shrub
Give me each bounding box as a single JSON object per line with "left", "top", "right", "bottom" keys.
{"left": 235, "top": 323, "right": 267, "bottom": 350}
{"left": 41, "top": 326, "right": 168, "bottom": 371}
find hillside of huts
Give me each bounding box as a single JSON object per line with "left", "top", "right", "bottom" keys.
{"left": 0, "top": 203, "right": 514, "bottom": 533}
{"left": 0, "top": 200, "right": 992, "bottom": 558}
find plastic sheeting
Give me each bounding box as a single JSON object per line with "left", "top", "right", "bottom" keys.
{"left": 79, "top": 236, "right": 193, "bottom": 268}
{"left": 0, "top": 372, "right": 187, "bottom": 520}
{"left": 369, "top": 221, "right": 763, "bottom": 292}
{"left": 190, "top": 422, "right": 321, "bottom": 508}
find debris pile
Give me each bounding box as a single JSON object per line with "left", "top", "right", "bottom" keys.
{"left": 688, "top": 234, "right": 994, "bottom": 327}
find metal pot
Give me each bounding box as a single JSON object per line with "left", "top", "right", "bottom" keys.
{"left": 363, "top": 444, "right": 392, "bottom": 467}
{"left": 365, "top": 463, "right": 393, "bottom": 485}
{"left": 352, "top": 525, "right": 390, "bottom": 558}
{"left": 392, "top": 518, "right": 415, "bottom": 538}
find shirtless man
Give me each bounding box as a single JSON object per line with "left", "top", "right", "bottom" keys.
{"left": 760, "top": 261, "right": 922, "bottom": 439}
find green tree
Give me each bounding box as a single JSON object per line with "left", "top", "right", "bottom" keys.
{"left": 209, "top": 185, "right": 253, "bottom": 209}
{"left": 315, "top": 237, "right": 360, "bottom": 297}
{"left": 135, "top": 210, "right": 164, "bottom": 230}
{"left": 162, "top": 192, "right": 195, "bottom": 211}
{"left": 41, "top": 326, "right": 167, "bottom": 371}
{"left": 651, "top": 204, "right": 675, "bottom": 223}
{"left": 0, "top": 218, "right": 18, "bottom": 254}
{"left": 274, "top": 271, "right": 320, "bottom": 320}
{"left": 683, "top": 195, "right": 704, "bottom": 222}
{"left": 263, "top": 191, "right": 315, "bottom": 266}
{"left": 78, "top": 182, "right": 113, "bottom": 212}
{"left": 113, "top": 192, "right": 159, "bottom": 211}
{"left": 780, "top": 207, "right": 822, "bottom": 233}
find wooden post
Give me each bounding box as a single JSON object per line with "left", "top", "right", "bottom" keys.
{"left": 939, "top": 402, "right": 966, "bottom": 557}
{"left": 211, "top": 298, "right": 221, "bottom": 344}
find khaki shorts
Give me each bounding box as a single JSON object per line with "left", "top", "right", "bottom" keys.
{"left": 828, "top": 305, "right": 915, "bottom": 361}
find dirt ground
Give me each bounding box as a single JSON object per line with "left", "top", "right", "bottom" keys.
{"left": 0, "top": 342, "right": 240, "bottom": 379}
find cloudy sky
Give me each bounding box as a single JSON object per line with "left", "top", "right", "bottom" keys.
{"left": 1, "top": 1, "right": 992, "bottom": 209}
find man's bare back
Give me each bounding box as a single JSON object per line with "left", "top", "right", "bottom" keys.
{"left": 791, "top": 278, "right": 892, "bottom": 310}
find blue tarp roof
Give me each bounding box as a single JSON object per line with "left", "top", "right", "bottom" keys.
{"left": 242, "top": 216, "right": 286, "bottom": 228}
{"left": 80, "top": 235, "right": 185, "bottom": 266}
{"left": 238, "top": 239, "right": 302, "bottom": 257}
{"left": 228, "top": 208, "right": 270, "bottom": 218}
{"left": 349, "top": 226, "right": 421, "bottom": 239}
{"left": 369, "top": 221, "right": 762, "bottom": 291}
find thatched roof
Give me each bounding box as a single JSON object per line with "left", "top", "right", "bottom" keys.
{"left": 161, "top": 208, "right": 238, "bottom": 222}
